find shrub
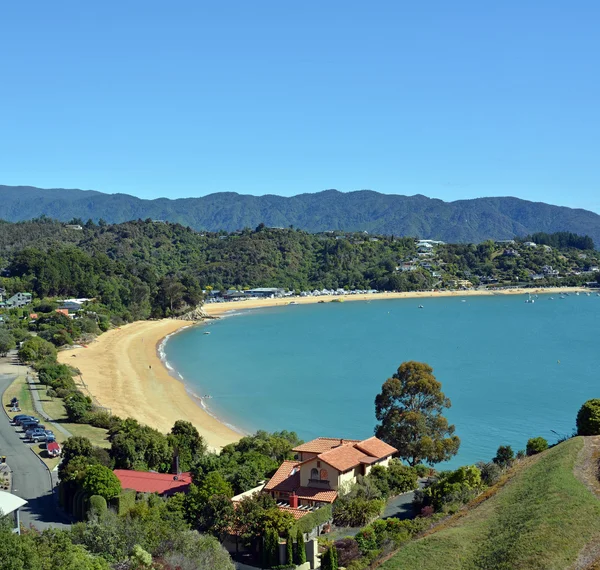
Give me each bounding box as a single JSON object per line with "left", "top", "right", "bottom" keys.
{"left": 88, "top": 494, "right": 107, "bottom": 517}
{"left": 387, "top": 459, "right": 418, "bottom": 494}
{"left": 414, "top": 464, "right": 431, "bottom": 477}
{"left": 493, "top": 445, "right": 514, "bottom": 468}
{"left": 88, "top": 410, "right": 120, "bottom": 430}
{"left": 577, "top": 399, "right": 600, "bottom": 436}
{"left": 334, "top": 538, "right": 361, "bottom": 567}
{"left": 333, "top": 496, "right": 385, "bottom": 527}
{"left": 292, "top": 504, "right": 332, "bottom": 534}
{"left": 114, "top": 489, "right": 136, "bottom": 515}
{"left": 294, "top": 528, "right": 306, "bottom": 565}
{"left": 421, "top": 505, "right": 434, "bottom": 517}
{"left": 82, "top": 464, "right": 122, "bottom": 501}
{"left": 423, "top": 465, "right": 482, "bottom": 510}
{"left": 64, "top": 391, "right": 93, "bottom": 423}
{"left": 46, "top": 387, "right": 58, "bottom": 398}
{"left": 476, "top": 461, "right": 502, "bottom": 486}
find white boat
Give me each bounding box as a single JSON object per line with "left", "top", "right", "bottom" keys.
{"left": 525, "top": 294, "right": 534, "bottom": 304}
{"left": 203, "top": 331, "right": 211, "bottom": 335}
{"left": 418, "top": 305, "right": 424, "bottom": 309}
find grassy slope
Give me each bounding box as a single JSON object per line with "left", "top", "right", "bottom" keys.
{"left": 381, "top": 437, "right": 600, "bottom": 570}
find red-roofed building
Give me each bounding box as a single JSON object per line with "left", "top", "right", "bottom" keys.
{"left": 264, "top": 436, "right": 397, "bottom": 509}
{"left": 113, "top": 470, "right": 192, "bottom": 496}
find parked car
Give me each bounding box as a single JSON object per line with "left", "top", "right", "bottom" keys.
{"left": 47, "top": 440, "right": 61, "bottom": 457}
{"left": 21, "top": 421, "right": 44, "bottom": 432}
{"left": 26, "top": 427, "right": 54, "bottom": 439}
{"left": 12, "top": 415, "right": 36, "bottom": 425}
{"left": 17, "top": 417, "right": 40, "bottom": 427}
{"left": 29, "top": 430, "right": 54, "bottom": 443}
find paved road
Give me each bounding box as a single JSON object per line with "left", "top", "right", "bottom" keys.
{"left": 26, "top": 374, "right": 73, "bottom": 438}
{"left": 0, "top": 372, "right": 70, "bottom": 530}
{"left": 382, "top": 479, "right": 428, "bottom": 520}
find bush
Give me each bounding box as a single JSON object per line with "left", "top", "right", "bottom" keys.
{"left": 414, "top": 464, "right": 431, "bottom": 477}
{"left": 113, "top": 489, "right": 137, "bottom": 515}
{"left": 333, "top": 496, "right": 385, "bottom": 527}
{"left": 82, "top": 464, "right": 122, "bottom": 501}
{"left": 64, "top": 391, "right": 93, "bottom": 423}
{"left": 476, "top": 461, "right": 502, "bottom": 486}
{"left": 577, "top": 399, "right": 600, "bottom": 436}
{"left": 387, "top": 459, "right": 418, "bottom": 494}
{"left": 423, "top": 465, "right": 482, "bottom": 510}
{"left": 292, "top": 504, "right": 332, "bottom": 534}
{"left": 46, "top": 387, "right": 58, "bottom": 398}
{"left": 335, "top": 538, "right": 361, "bottom": 567}
{"left": 88, "top": 495, "right": 107, "bottom": 517}
{"left": 88, "top": 410, "right": 120, "bottom": 430}
{"left": 493, "top": 445, "right": 514, "bottom": 468}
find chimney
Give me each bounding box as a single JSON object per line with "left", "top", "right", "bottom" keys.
{"left": 289, "top": 493, "right": 298, "bottom": 509}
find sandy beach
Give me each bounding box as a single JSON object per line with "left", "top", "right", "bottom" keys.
{"left": 58, "top": 286, "right": 588, "bottom": 449}
{"left": 58, "top": 320, "right": 240, "bottom": 450}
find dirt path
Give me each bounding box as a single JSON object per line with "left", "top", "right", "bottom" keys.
{"left": 570, "top": 436, "right": 600, "bottom": 570}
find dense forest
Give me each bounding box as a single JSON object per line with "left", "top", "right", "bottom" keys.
{"left": 3, "top": 185, "right": 600, "bottom": 246}
{"left": 0, "top": 218, "right": 598, "bottom": 324}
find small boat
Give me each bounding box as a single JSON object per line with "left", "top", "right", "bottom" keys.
{"left": 461, "top": 299, "right": 466, "bottom": 303}
{"left": 288, "top": 301, "right": 298, "bottom": 305}
{"left": 203, "top": 331, "right": 211, "bottom": 335}
{"left": 586, "top": 292, "right": 591, "bottom": 297}
{"left": 549, "top": 297, "right": 554, "bottom": 300}
{"left": 575, "top": 292, "right": 580, "bottom": 296}
{"left": 418, "top": 305, "right": 424, "bottom": 309}
{"left": 525, "top": 294, "right": 534, "bottom": 304}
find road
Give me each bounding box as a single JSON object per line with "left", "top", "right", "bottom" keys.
{"left": 0, "top": 370, "right": 70, "bottom": 530}
{"left": 382, "top": 479, "right": 428, "bottom": 520}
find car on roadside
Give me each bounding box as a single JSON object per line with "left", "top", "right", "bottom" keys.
{"left": 21, "top": 421, "right": 45, "bottom": 433}
{"left": 12, "top": 415, "right": 36, "bottom": 425}
{"left": 28, "top": 429, "right": 54, "bottom": 443}
{"left": 26, "top": 427, "right": 53, "bottom": 439}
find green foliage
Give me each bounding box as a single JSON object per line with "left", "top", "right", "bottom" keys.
{"left": 64, "top": 391, "right": 93, "bottom": 423}
{"left": 292, "top": 504, "right": 333, "bottom": 535}
{"left": 0, "top": 329, "right": 16, "bottom": 356}
{"left": 375, "top": 361, "right": 460, "bottom": 466}
{"left": 576, "top": 399, "right": 600, "bottom": 436}
{"left": 88, "top": 495, "right": 108, "bottom": 517}
{"left": 321, "top": 545, "right": 339, "bottom": 570}
{"left": 82, "top": 464, "right": 122, "bottom": 501}
{"left": 168, "top": 420, "right": 207, "bottom": 472}
{"left": 131, "top": 544, "right": 152, "bottom": 568}
{"left": 18, "top": 336, "right": 57, "bottom": 363}
{"left": 109, "top": 418, "right": 172, "bottom": 472}
{"left": 114, "top": 489, "right": 137, "bottom": 516}
{"left": 476, "top": 461, "right": 502, "bottom": 486}
{"left": 493, "top": 445, "right": 515, "bottom": 468}
{"left": 526, "top": 437, "right": 549, "bottom": 456}
{"left": 263, "top": 527, "right": 280, "bottom": 568}
{"left": 333, "top": 495, "right": 385, "bottom": 527}
{"left": 423, "top": 465, "right": 482, "bottom": 510}
{"left": 368, "top": 460, "right": 418, "bottom": 498}
{"left": 295, "top": 528, "right": 307, "bottom": 565}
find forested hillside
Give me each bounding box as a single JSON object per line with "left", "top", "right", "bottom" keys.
{"left": 2, "top": 185, "right": 600, "bottom": 246}
{"left": 0, "top": 219, "right": 598, "bottom": 327}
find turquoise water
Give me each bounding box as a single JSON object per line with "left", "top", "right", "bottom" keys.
{"left": 164, "top": 294, "right": 600, "bottom": 468}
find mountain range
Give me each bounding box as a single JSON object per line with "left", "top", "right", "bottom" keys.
{"left": 1, "top": 185, "right": 599, "bottom": 245}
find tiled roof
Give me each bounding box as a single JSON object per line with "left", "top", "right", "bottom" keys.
{"left": 264, "top": 461, "right": 300, "bottom": 492}
{"left": 354, "top": 437, "right": 397, "bottom": 459}
{"left": 319, "top": 444, "right": 371, "bottom": 472}
{"left": 295, "top": 487, "right": 338, "bottom": 503}
{"left": 278, "top": 506, "right": 311, "bottom": 520}
{"left": 292, "top": 437, "right": 361, "bottom": 454}
{"left": 113, "top": 469, "right": 192, "bottom": 495}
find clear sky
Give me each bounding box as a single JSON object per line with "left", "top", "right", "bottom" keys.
{"left": 1, "top": 1, "right": 599, "bottom": 212}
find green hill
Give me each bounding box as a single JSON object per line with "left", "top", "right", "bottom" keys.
{"left": 2, "top": 185, "right": 600, "bottom": 245}
{"left": 380, "top": 437, "right": 600, "bottom": 570}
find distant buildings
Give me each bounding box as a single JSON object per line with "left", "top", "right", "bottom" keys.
{"left": 0, "top": 292, "right": 32, "bottom": 309}
{"left": 113, "top": 469, "right": 192, "bottom": 496}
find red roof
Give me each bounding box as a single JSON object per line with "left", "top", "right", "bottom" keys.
{"left": 293, "top": 437, "right": 361, "bottom": 454}
{"left": 113, "top": 470, "right": 192, "bottom": 495}
{"left": 264, "top": 461, "right": 300, "bottom": 492}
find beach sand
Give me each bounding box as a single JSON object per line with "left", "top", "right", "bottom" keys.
{"left": 58, "top": 319, "right": 240, "bottom": 450}
{"left": 58, "top": 286, "right": 587, "bottom": 448}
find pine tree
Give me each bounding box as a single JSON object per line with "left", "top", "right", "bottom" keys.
{"left": 286, "top": 532, "right": 294, "bottom": 565}
{"left": 295, "top": 529, "right": 306, "bottom": 565}
{"left": 331, "top": 544, "right": 338, "bottom": 569}
{"left": 321, "top": 547, "right": 332, "bottom": 570}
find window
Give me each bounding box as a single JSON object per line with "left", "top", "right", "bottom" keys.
{"left": 317, "top": 461, "right": 321, "bottom": 467}
{"left": 310, "top": 468, "right": 318, "bottom": 480}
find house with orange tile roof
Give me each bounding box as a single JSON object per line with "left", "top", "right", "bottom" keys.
{"left": 264, "top": 436, "right": 396, "bottom": 509}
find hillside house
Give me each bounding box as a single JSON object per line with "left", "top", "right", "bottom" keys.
{"left": 4, "top": 292, "right": 32, "bottom": 308}
{"left": 264, "top": 437, "right": 397, "bottom": 509}
{"left": 113, "top": 470, "right": 192, "bottom": 496}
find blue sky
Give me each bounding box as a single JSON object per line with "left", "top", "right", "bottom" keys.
{"left": 1, "top": 1, "right": 599, "bottom": 212}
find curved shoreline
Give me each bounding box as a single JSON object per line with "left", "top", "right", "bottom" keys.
{"left": 58, "top": 286, "right": 590, "bottom": 449}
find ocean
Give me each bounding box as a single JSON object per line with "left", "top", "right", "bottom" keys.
{"left": 163, "top": 293, "right": 600, "bottom": 468}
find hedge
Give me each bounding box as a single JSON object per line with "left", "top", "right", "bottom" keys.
{"left": 112, "top": 489, "right": 136, "bottom": 516}
{"left": 292, "top": 504, "right": 333, "bottom": 534}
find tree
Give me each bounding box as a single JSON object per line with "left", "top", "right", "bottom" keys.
{"left": 168, "top": 420, "right": 207, "bottom": 473}
{"left": 0, "top": 330, "right": 16, "bottom": 356}
{"left": 577, "top": 399, "right": 600, "bottom": 436}
{"left": 82, "top": 464, "right": 122, "bottom": 500}
{"left": 374, "top": 361, "right": 460, "bottom": 466}
{"left": 18, "top": 336, "right": 57, "bottom": 363}
{"left": 526, "top": 437, "right": 549, "bottom": 456}
{"left": 321, "top": 546, "right": 338, "bottom": 570}
{"left": 295, "top": 529, "right": 306, "bottom": 565}
{"left": 285, "top": 532, "right": 293, "bottom": 565}
{"left": 493, "top": 445, "right": 514, "bottom": 468}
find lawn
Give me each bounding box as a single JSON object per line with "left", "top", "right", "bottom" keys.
{"left": 34, "top": 382, "right": 110, "bottom": 449}
{"left": 380, "top": 437, "right": 600, "bottom": 570}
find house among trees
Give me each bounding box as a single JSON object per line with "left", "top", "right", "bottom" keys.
{"left": 1, "top": 292, "right": 32, "bottom": 308}
{"left": 263, "top": 437, "right": 396, "bottom": 512}
{"left": 113, "top": 469, "right": 192, "bottom": 496}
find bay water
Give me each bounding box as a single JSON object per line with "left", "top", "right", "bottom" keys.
{"left": 164, "top": 294, "right": 600, "bottom": 468}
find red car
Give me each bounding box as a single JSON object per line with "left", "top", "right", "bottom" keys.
{"left": 47, "top": 441, "right": 61, "bottom": 458}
